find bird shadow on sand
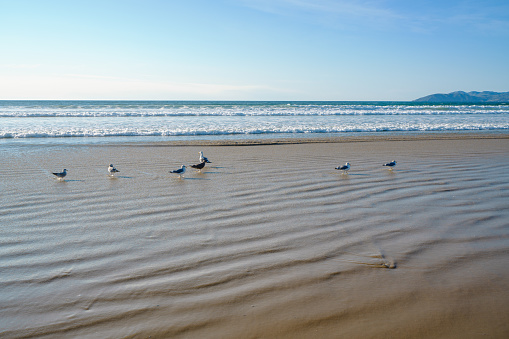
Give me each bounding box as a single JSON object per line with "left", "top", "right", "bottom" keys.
{"left": 109, "top": 175, "right": 134, "bottom": 179}
{"left": 335, "top": 173, "right": 369, "bottom": 177}
{"left": 171, "top": 177, "right": 210, "bottom": 181}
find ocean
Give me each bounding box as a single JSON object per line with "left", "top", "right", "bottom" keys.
{"left": 1, "top": 100, "right": 508, "bottom": 144}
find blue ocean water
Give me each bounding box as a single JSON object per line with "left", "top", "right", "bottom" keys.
{"left": 1, "top": 100, "right": 508, "bottom": 144}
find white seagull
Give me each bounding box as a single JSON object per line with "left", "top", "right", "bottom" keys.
{"left": 108, "top": 164, "right": 120, "bottom": 176}
{"left": 335, "top": 162, "right": 350, "bottom": 173}
{"left": 199, "top": 151, "right": 211, "bottom": 163}
{"left": 383, "top": 160, "right": 397, "bottom": 169}
{"left": 52, "top": 169, "right": 68, "bottom": 180}
{"left": 170, "top": 165, "right": 186, "bottom": 178}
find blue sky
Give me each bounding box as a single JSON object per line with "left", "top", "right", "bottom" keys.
{"left": 1, "top": 0, "right": 508, "bottom": 100}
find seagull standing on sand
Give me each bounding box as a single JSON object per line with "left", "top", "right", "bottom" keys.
{"left": 52, "top": 169, "right": 68, "bottom": 180}
{"left": 383, "top": 160, "right": 397, "bottom": 169}
{"left": 108, "top": 164, "right": 120, "bottom": 176}
{"left": 199, "top": 151, "right": 211, "bottom": 163}
{"left": 191, "top": 162, "right": 206, "bottom": 172}
{"left": 335, "top": 162, "right": 350, "bottom": 174}
{"left": 170, "top": 165, "right": 186, "bottom": 178}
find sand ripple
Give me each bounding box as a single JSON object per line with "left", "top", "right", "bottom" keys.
{"left": 1, "top": 139, "right": 509, "bottom": 338}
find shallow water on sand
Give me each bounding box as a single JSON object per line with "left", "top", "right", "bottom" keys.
{"left": 1, "top": 138, "right": 509, "bottom": 338}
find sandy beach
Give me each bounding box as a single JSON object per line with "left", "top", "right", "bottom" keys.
{"left": 1, "top": 134, "right": 509, "bottom": 338}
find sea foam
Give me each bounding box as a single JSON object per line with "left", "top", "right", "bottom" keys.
{"left": 0, "top": 101, "right": 508, "bottom": 140}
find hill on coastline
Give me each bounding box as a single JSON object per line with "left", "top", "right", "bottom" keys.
{"left": 414, "top": 91, "right": 509, "bottom": 103}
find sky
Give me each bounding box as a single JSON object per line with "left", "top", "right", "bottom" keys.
{"left": 1, "top": 0, "right": 508, "bottom": 101}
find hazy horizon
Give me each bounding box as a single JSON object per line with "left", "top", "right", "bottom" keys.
{"left": 1, "top": 1, "right": 508, "bottom": 101}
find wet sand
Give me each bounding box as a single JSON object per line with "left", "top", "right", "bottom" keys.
{"left": 1, "top": 135, "right": 509, "bottom": 338}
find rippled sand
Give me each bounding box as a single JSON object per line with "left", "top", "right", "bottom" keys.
{"left": 1, "top": 136, "right": 509, "bottom": 338}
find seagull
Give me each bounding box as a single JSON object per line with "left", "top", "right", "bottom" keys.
{"left": 52, "top": 169, "right": 68, "bottom": 180}
{"left": 335, "top": 162, "right": 350, "bottom": 173}
{"left": 199, "top": 151, "right": 211, "bottom": 163}
{"left": 383, "top": 160, "right": 397, "bottom": 169}
{"left": 191, "top": 162, "right": 206, "bottom": 172}
{"left": 108, "top": 164, "right": 120, "bottom": 176}
{"left": 170, "top": 165, "right": 186, "bottom": 178}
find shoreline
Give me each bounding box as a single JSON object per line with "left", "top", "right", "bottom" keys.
{"left": 132, "top": 131, "right": 509, "bottom": 147}
{"left": 2, "top": 131, "right": 505, "bottom": 148}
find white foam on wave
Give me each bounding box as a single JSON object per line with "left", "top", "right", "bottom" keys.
{"left": 0, "top": 102, "right": 508, "bottom": 118}
{"left": 1, "top": 124, "right": 508, "bottom": 139}
{"left": 1, "top": 102, "right": 508, "bottom": 140}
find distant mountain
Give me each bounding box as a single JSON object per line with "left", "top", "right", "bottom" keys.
{"left": 414, "top": 91, "right": 509, "bottom": 103}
